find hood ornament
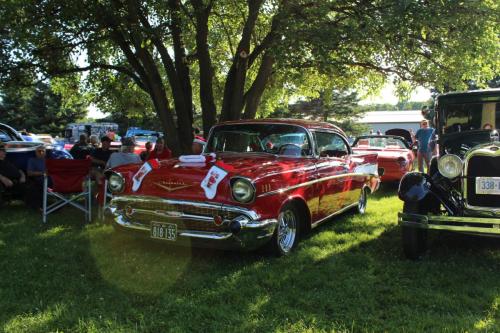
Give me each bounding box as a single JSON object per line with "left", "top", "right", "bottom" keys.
{"left": 154, "top": 180, "right": 192, "bottom": 192}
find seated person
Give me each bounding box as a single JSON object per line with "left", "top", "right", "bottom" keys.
{"left": 140, "top": 141, "right": 153, "bottom": 161}
{"left": 91, "top": 136, "right": 113, "bottom": 184}
{"left": 91, "top": 136, "right": 113, "bottom": 168}
{"left": 106, "top": 137, "right": 142, "bottom": 169}
{"left": 0, "top": 143, "right": 26, "bottom": 203}
{"left": 26, "top": 145, "right": 50, "bottom": 209}
{"left": 89, "top": 135, "right": 99, "bottom": 149}
{"left": 148, "top": 138, "right": 172, "bottom": 160}
{"left": 70, "top": 133, "right": 92, "bottom": 159}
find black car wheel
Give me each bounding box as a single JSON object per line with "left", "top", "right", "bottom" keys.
{"left": 402, "top": 201, "right": 428, "bottom": 260}
{"left": 268, "top": 203, "right": 301, "bottom": 256}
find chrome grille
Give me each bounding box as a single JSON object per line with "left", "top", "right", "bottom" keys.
{"left": 466, "top": 155, "right": 500, "bottom": 208}
{"left": 112, "top": 197, "right": 242, "bottom": 232}
{"left": 119, "top": 200, "right": 239, "bottom": 219}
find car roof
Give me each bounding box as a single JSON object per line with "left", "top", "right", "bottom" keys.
{"left": 217, "top": 118, "right": 345, "bottom": 133}
{"left": 437, "top": 88, "right": 500, "bottom": 103}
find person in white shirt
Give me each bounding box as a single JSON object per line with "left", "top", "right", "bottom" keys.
{"left": 106, "top": 137, "right": 142, "bottom": 169}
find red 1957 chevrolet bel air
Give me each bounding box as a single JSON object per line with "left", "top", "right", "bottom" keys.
{"left": 352, "top": 135, "right": 415, "bottom": 182}
{"left": 105, "top": 119, "right": 380, "bottom": 255}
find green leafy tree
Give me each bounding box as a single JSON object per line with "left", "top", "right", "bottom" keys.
{"left": 0, "top": 80, "right": 87, "bottom": 135}
{"left": 1, "top": 0, "right": 498, "bottom": 154}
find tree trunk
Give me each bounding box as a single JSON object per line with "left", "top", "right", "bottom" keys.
{"left": 243, "top": 53, "right": 275, "bottom": 119}
{"left": 169, "top": 0, "right": 193, "bottom": 154}
{"left": 193, "top": 0, "right": 217, "bottom": 137}
{"left": 220, "top": 0, "right": 264, "bottom": 122}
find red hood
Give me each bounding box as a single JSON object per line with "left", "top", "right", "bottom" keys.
{"left": 114, "top": 153, "right": 312, "bottom": 202}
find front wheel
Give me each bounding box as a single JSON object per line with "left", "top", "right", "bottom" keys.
{"left": 402, "top": 201, "right": 428, "bottom": 260}
{"left": 268, "top": 203, "right": 301, "bottom": 256}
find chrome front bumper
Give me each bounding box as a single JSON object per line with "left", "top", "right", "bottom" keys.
{"left": 105, "top": 196, "right": 278, "bottom": 250}
{"left": 398, "top": 212, "right": 500, "bottom": 235}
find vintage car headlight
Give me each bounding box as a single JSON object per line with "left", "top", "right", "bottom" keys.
{"left": 231, "top": 178, "right": 255, "bottom": 203}
{"left": 108, "top": 172, "right": 125, "bottom": 193}
{"left": 438, "top": 154, "right": 463, "bottom": 179}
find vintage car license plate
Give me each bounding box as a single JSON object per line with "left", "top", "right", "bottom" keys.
{"left": 151, "top": 222, "right": 177, "bottom": 241}
{"left": 476, "top": 177, "right": 500, "bottom": 195}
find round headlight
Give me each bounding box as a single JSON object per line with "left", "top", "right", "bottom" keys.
{"left": 231, "top": 178, "right": 255, "bottom": 203}
{"left": 108, "top": 173, "right": 125, "bottom": 193}
{"left": 438, "top": 154, "right": 463, "bottom": 179}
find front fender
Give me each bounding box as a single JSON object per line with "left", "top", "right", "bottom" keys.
{"left": 398, "top": 172, "right": 433, "bottom": 202}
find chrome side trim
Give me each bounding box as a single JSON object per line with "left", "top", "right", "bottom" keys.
{"left": 258, "top": 173, "right": 376, "bottom": 198}
{"left": 463, "top": 143, "right": 500, "bottom": 212}
{"left": 311, "top": 202, "right": 358, "bottom": 229}
{"left": 111, "top": 196, "right": 260, "bottom": 220}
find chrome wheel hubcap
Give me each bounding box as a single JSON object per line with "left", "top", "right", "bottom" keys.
{"left": 277, "top": 210, "right": 297, "bottom": 253}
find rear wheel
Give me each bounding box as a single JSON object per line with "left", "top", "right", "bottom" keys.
{"left": 268, "top": 203, "right": 301, "bottom": 256}
{"left": 402, "top": 201, "right": 428, "bottom": 260}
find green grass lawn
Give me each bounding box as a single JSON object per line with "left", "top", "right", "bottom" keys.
{"left": 2, "top": 185, "right": 500, "bottom": 332}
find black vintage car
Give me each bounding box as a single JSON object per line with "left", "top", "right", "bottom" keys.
{"left": 398, "top": 89, "right": 500, "bottom": 259}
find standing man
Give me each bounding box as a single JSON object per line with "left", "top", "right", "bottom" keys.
{"left": 413, "top": 119, "right": 436, "bottom": 173}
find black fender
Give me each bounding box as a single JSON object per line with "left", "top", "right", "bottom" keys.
{"left": 398, "top": 172, "right": 434, "bottom": 202}
{"left": 398, "top": 171, "right": 460, "bottom": 215}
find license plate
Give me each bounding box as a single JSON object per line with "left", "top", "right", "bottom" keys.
{"left": 476, "top": 177, "right": 500, "bottom": 195}
{"left": 151, "top": 222, "right": 177, "bottom": 241}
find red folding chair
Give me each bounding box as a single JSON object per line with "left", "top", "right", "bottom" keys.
{"left": 43, "top": 159, "right": 92, "bottom": 223}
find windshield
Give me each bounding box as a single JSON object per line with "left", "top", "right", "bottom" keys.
{"left": 134, "top": 135, "right": 158, "bottom": 143}
{"left": 353, "top": 136, "right": 408, "bottom": 149}
{"left": 206, "top": 123, "right": 312, "bottom": 156}
{"left": 442, "top": 102, "right": 500, "bottom": 134}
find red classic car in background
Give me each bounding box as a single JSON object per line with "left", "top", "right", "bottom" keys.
{"left": 105, "top": 119, "right": 380, "bottom": 255}
{"left": 352, "top": 135, "right": 414, "bottom": 182}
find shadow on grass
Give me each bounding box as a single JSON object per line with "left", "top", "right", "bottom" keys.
{"left": 2, "top": 197, "right": 500, "bottom": 332}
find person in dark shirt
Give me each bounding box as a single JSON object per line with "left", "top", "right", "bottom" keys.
{"left": 70, "top": 134, "right": 92, "bottom": 159}
{"left": 0, "top": 143, "right": 26, "bottom": 204}
{"left": 91, "top": 136, "right": 113, "bottom": 168}
{"left": 26, "top": 145, "right": 49, "bottom": 209}
{"left": 90, "top": 136, "right": 113, "bottom": 184}
{"left": 140, "top": 141, "right": 153, "bottom": 162}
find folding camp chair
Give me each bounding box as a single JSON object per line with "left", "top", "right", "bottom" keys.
{"left": 42, "top": 159, "right": 92, "bottom": 223}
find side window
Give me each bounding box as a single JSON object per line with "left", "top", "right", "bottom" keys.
{"left": 0, "top": 129, "right": 14, "bottom": 142}
{"left": 314, "top": 132, "right": 349, "bottom": 158}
